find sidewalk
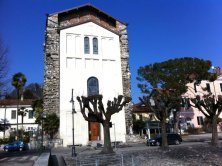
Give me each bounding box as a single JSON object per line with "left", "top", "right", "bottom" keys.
{"left": 182, "top": 132, "right": 222, "bottom": 142}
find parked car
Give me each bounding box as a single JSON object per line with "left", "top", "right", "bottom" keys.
{"left": 4, "top": 141, "right": 27, "bottom": 152}
{"left": 147, "top": 133, "right": 182, "bottom": 146}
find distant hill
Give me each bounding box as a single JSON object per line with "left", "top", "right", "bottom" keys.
{"left": 5, "top": 83, "right": 43, "bottom": 99}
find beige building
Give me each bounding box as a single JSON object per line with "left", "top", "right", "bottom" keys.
{"left": 181, "top": 73, "right": 222, "bottom": 131}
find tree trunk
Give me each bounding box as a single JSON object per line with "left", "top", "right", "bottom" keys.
{"left": 161, "top": 116, "right": 168, "bottom": 148}
{"left": 173, "top": 110, "right": 180, "bottom": 134}
{"left": 101, "top": 121, "right": 114, "bottom": 154}
{"left": 211, "top": 115, "right": 218, "bottom": 146}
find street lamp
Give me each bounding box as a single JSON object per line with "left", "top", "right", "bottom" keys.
{"left": 70, "top": 89, "right": 77, "bottom": 157}
{"left": 41, "top": 112, "right": 47, "bottom": 149}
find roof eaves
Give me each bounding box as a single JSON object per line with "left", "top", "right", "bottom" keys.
{"left": 48, "top": 3, "right": 127, "bottom": 25}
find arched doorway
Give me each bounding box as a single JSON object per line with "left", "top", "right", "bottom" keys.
{"left": 87, "top": 77, "right": 100, "bottom": 141}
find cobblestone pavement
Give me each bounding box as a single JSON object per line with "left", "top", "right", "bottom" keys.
{"left": 63, "top": 142, "right": 222, "bottom": 166}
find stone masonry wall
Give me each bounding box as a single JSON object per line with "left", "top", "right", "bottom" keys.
{"left": 119, "top": 24, "right": 133, "bottom": 135}
{"left": 43, "top": 14, "right": 60, "bottom": 116}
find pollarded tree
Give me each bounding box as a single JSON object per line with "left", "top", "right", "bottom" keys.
{"left": 137, "top": 57, "right": 214, "bottom": 148}
{"left": 185, "top": 67, "right": 221, "bottom": 146}
{"left": 191, "top": 94, "right": 222, "bottom": 146}
{"left": 77, "top": 95, "right": 131, "bottom": 154}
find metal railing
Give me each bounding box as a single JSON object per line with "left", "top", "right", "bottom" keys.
{"left": 72, "top": 153, "right": 153, "bottom": 166}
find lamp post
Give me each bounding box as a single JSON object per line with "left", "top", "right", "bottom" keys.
{"left": 41, "top": 112, "right": 47, "bottom": 149}
{"left": 70, "top": 89, "right": 77, "bottom": 157}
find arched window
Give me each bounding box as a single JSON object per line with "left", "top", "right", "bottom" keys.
{"left": 87, "top": 77, "right": 99, "bottom": 96}
{"left": 84, "top": 37, "right": 90, "bottom": 54}
{"left": 93, "top": 37, "right": 98, "bottom": 54}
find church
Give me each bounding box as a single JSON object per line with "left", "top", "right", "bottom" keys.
{"left": 43, "top": 4, "right": 132, "bottom": 146}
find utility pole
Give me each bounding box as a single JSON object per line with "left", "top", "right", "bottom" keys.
{"left": 70, "top": 89, "right": 77, "bottom": 157}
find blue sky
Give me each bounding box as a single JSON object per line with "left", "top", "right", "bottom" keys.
{"left": 0, "top": 0, "right": 222, "bottom": 103}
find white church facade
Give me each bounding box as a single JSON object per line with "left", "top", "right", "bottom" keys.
{"left": 43, "top": 4, "right": 132, "bottom": 147}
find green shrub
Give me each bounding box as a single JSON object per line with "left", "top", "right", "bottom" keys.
{"left": 185, "top": 127, "right": 203, "bottom": 134}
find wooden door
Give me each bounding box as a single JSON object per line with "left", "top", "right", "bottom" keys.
{"left": 89, "top": 122, "right": 100, "bottom": 141}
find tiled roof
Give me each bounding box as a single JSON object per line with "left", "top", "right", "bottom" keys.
{"left": 0, "top": 99, "right": 34, "bottom": 106}
{"left": 133, "top": 102, "right": 151, "bottom": 113}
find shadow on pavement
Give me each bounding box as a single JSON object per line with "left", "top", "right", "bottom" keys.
{"left": 50, "top": 155, "right": 66, "bottom": 166}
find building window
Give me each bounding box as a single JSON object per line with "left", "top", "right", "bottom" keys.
{"left": 93, "top": 37, "right": 98, "bottom": 54}
{"left": 87, "top": 77, "right": 99, "bottom": 96}
{"left": 197, "top": 116, "right": 204, "bottom": 125}
{"left": 84, "top": 37, "right": 90, "bottom": 54}
{"left": 11, "top": 110, "right": 16, "bottom": 119}
{"left": 194, "top": 82, "right": 197, "bottom": 93}
{"left": 206, "top": 83, "right": 211, "bottom": 93}
{"left": 220, "top": 83, "right": 222, "bottom": 92}
{"left": 29, "top": 110, "right": 34, "bottom": 119}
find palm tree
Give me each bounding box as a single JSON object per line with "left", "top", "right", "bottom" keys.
{"left": 12, "top": 72, "right": 27, "bottom": 140}
{"left": 18, "top": 107, "right": 28, "bottom": 138}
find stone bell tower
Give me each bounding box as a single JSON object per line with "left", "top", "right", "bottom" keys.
{"left": 43, "top": 4, "right": 133, "bottom": 146}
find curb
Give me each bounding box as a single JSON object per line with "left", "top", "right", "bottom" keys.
{"left": 33, "top": 152, "right": 51, "bottom": 166}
